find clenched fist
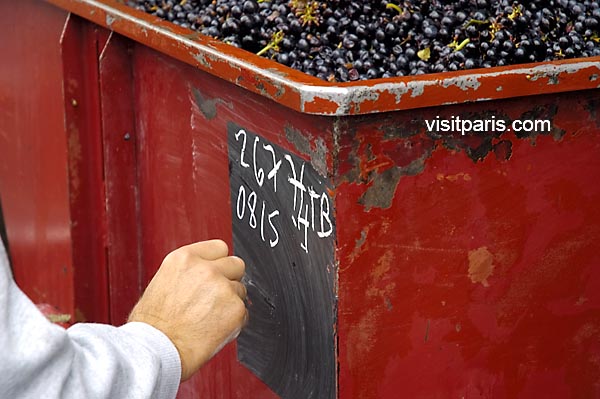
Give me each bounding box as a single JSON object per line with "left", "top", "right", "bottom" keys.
{"left": 128, "top": 240, "right": 247, "bottom": 381}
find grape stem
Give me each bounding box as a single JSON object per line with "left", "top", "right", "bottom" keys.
{"left": 508, "top": 5, "right": 522, "bottom": 21}
{"left": 257, "top": 31, "right": 285, "bottom": 56}
{"left": 464, "top": 19, "right": 489, "bottom": 27}
{"left": 385, "top": 3, "right": 403, "bottom": 14}
{"left": 448, "top": 38, "right": 471, "bottom": 51}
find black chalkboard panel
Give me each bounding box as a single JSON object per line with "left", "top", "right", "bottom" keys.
{"left": 228, "top": 122, "right": 336, "bottom": 399}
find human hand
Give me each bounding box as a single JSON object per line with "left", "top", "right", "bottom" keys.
{"left": 128, "top": 239, "right": 247, "bottom": 381}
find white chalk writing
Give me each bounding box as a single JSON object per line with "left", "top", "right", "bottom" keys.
{"left": 233, "top": 129, "right": 333, "bottom": 253}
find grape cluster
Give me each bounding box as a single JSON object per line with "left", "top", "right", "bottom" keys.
{"left": 127, "top": 0, "right": 600, "bottom": 82}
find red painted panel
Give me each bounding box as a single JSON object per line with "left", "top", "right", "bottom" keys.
{"left": 99, "top": 32, "right": 143, "bottom": 325}
{"left": 336, "top": 91, "right": 600, "bottom": 398}
{"left": 0, "top": 1, "right": 74, "bottom": 315}
{"left": 61, "top": 14, "right": 111, "bottom": 323}
{"left": 131, "top": 44, "right": 334, "bottom": 398}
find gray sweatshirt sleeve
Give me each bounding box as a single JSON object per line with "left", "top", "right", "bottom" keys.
{"left": 0, "top": 242, "right": 182, "bottom": 399}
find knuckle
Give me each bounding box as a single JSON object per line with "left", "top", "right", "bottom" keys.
{"left": 166, "top": 247, "right": 192, "bottom": 266}
{"left": 210, "top": 239, "right": 229, "bottom": 254}
{"left": 233, "top": 256, "right": 246, "bottom": 272}
{"left": 232, "top": 281, "right": 245, "bottom": 298}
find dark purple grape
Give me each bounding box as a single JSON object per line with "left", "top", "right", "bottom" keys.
{"left": 128, "top": 0, "right": 600, "bottom": 82}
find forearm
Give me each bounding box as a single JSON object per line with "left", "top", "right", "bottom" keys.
{"left": 0, "top": 243, "right": 180, "bottom": 399}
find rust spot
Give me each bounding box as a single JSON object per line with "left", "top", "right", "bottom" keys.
{"left": 384, "top": 297, "right": 393, "bottom": 311}
{"left": 468, "top": 247, "right": 494, "bottom": 287}
{"left": 191, "top": 87, "right": 232, "bottom": 120}
{"left": 348, "top": 249, "right": 396, "bottom": 370}
{"left": 493, "top": 139, "right": 512, "bottom": 161}
{"left": 358, "top": 167, "right": 402, "bottom": 210}
{"left": 346, "top": 308, "right": 378, "bottom": 370}
{"left": 181, "top": 32, "right": 201, "bottom": 40}
{"left": 74, "top": 308, "right": 86, "bottom": 323}
{"left": 358, "top": 153, "right": 427, "bottom": 210}
{"left": 67, "top": 123, "right": 82, "bottom": 201}
{"left": 355, "top": 229, "right": 367, "bottom": 250}
{"left": 284, "top": 125, "right": 328, "bottom": 177}
{"left": 365, "top": 250, "right": 396, "bottom": 300}
{"left": 436, "top": 172, "right": 472, "bottom": 182}
{"left": 373, "top": 250, "right": 393, "bottom": 281}
{"left": 344, "top": 226, "right": 371, "bottom": 268}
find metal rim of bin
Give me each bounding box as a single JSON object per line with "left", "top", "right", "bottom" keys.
{"left": 45, "top": 0, "right": 600, "bottom": 116}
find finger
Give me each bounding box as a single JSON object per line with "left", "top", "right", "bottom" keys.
{"left": 231, "top": 281, "right": 247, "bottom": 300}
{"left": 213, "top": 256, "right": 245, "bottom": 281}
{"left": 182, "top": 239, "right": 229, "bottom": 261}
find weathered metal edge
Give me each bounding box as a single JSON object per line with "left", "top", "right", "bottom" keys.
{"left": 45, "top": 0, "right": 600, "bottom": 116}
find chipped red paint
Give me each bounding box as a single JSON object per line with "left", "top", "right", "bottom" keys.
{"left": 44, "top": 0, "right": 600, "bottom": 116}
{"left": 1, "top": 1, "right": 599, "bottom": 398}
{"left": 336, "top": 91, "right": 600, "bottom": 398}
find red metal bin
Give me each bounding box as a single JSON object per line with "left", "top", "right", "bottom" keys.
{"left": 1, "top": 1, "right": 599, "bottom": 398}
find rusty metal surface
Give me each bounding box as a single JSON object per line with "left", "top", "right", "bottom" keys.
{"left": 335, "top": 90, "right": 600, "bottom": 398}
{"left": 44, "top": 0, "right": 600, "bottom": 116}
